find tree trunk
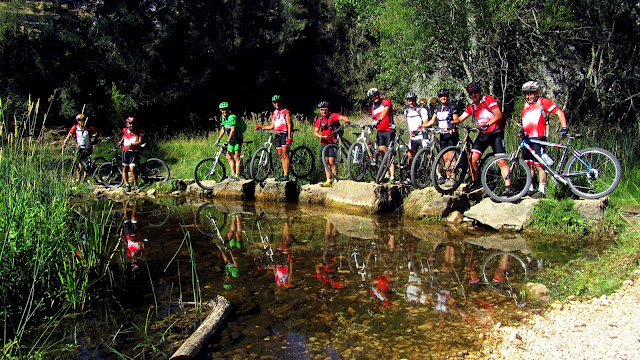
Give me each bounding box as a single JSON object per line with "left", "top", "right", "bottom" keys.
{"left": 170, "top": 295, "right": 232, "bottom": 360}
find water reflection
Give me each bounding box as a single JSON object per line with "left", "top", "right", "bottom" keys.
{"left": 33, "top": 199, "right": 547, "bottom": 359}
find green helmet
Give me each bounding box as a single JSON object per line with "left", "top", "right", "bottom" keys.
{"left": 219, "top": 102, "right": 229, "bottom": 109}
{"left": 271, "top": 95, "right": 281, "bottom": 103}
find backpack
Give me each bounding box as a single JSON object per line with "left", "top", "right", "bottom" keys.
{"left": 233, "top": 115, "right": 246, "bottom": 134}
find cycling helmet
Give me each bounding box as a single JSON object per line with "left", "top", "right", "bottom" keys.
{"left": 405, "top": 91, "right": 417, "bottom": 100}
{"left": 126, "top": 117, "right": 135, "bottom": 123}
{"left": 317, "top": 101, "right": 330, "bottom": 109}
{"left": 219, "top": 101, "right": 229, "bottom": 109}
{"left": 466, "top": 82, "right": 481, "bottom": 94}
{"left": 271, "top": 94, "right": 281, "bottom": 103}
{"left": 76, "top": 113, "right": 85, "bottom": 121}
{"left": 437, "top": 88, "right": 450, "bottom": 97}
{"left": 522, "top": 80, "right": 540, "bottom": 92}
{"left": 367, "top": 88, "right": 379, "bottom": 98}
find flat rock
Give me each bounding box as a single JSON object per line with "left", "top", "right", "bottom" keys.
{"left": 403, "top": 187, "right": 470, "bottom": 219}
{"left": 325, "top": 180, "right": 403, "bottom": 212}
{"left": 464, "top": 197, "right": 539, "bottom": 231}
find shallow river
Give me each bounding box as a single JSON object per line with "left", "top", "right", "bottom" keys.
{"left": 39, "top": 198, "right": 554, "bottom": 359}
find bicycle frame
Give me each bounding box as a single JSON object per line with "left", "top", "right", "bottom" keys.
{"left": 511, "top": 135, "right": 585, "bottom": 186}
{"left": 352, "top": 125, "right": 378, "bottom": 162}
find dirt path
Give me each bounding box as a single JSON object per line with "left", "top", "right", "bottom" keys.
{"left": 483, "top": 209, "right": 640, "bottom": 359}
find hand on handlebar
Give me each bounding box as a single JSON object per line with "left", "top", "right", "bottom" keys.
{"left": 286, "top": 137, "right": 293, "bottom": 145}
{"left": 477, "top": 124, "right": 489, "bottom": 132}
{"left": 559, "top": 127, "right": 569, "bottom": 138}
{"left": 255, "top": 125, "right": 262, "bottom": 130}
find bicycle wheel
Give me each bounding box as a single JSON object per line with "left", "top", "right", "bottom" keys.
{"left": 348, "top": 142, "right": 368, "bottom": 181}
{"left": 322, "top": 143, "right": 350, "bottom": 180}
{"left": 145, "top": 202, "right": 171, "bottom": 227}
{"left": 194, "top": 203, "right": 227, "bottom": 236}
{"left": 290, "top": 145, "right": 314, "bottom": 179}
{"left": 430, "top": 146, "right": 467, "bottom": 194}
{"left": 143, "top": 158, "right": 170, "bottom": 183}
{"left": 89, "top": 156, "right": 108, "bottom": 183}
{"left": 481, "top": 155, "right": 531, "bottom": 203}
{"left": 251, "top": 218, "right": 275, "bottom": 250}
{"left": 375, "top": 148, "right": 395, "bottom": 184}
{"left": 564, "top": 147, "right": 622, "bottom": 199}
{"left": 96, "top": 162, "right": 123, "bottom": 188}
{"left": 250, "top": 147, "right": 272, "bottom": 182}
{"left": 194, "top": 157, "right": 226, "bottom": 189}
{"left": 411, "top": 147, "right": 435, "bottom": 188}
{"left": 481, "top": 251, "right": 528, "bottom": 295}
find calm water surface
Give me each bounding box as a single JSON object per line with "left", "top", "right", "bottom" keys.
{"left": 39, "top": 198, "right": 549, "bottom": 359}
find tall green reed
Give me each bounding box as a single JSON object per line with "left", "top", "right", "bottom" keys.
{"left": 1, "top": 96, "right": 117, "bottom": 356}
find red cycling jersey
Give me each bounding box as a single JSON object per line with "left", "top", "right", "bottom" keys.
{"left": 521, "top": 97, "right": 560, "bottom": 138}
{"left": 371, "top": 98, "right": 394, "bottom": 132}
{"left": 122, "top": 128, "right": 144, "bottom": 152}
{"left": 315, "top": 113, "right": 342, "bottom": 144}
{"left": 462, "top": 95, "right": 502, "bottom": 133}
{"left": 69, "top": 124, "right": 98, "bottom": 148}
{"left": 272, "top": 108, "right": 290, "bottom": 133}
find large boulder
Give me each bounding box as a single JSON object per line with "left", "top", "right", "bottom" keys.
{"left": 325, "top": 180, "right": 403, "bottom": 212}
{"left": 403, "top": 187, "right": 470, "bottom": 219}
{"left": 573, "top": 197, "right": 607, "bottom": 221}
{"left": 299, "top": 183, "right": 330, "bottom": 204}
{"left": 187, "top": 179, "right": 256, "bottom": 199}
{"left": 464, "top": 198, "right": 540, "bottom": 231}
{"left": 254, "top": 179, "right": 298, "bottom": 201}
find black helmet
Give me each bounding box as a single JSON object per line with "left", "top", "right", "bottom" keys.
{"left": 405, "top": 91, "right": 417, "bottom": 100}
{"left": 437, "top": 88, "right": 450, "bottom": 97}
{"left": 317, "top": 101, "right": 330, "bottom": 109}
{"left": 466, "top": 82, "right": 481, "bottom": 94}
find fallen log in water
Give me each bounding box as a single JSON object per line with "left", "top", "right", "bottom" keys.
{"left": 170, "top": 295, "right": 232, "bottom": 360}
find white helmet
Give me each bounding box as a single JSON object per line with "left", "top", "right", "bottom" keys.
{"left": 367, "top": 88, "right": 379, "bottom": 98}
{"left": 522, "top": 80, "right": 540, "bottom": 92}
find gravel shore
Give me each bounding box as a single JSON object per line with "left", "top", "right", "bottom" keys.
{"left": 486, "top": 269, "right": 640, "bottom": 359}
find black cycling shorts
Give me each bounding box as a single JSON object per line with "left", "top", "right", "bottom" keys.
{"left": 321, "top": 144, "right": 337, "bottom": 158}
{"left": 376, "top": 130, "right": 395, "bottom": 147}
{"left": 439, "top": 132, "right": 459, "bottom": 149}
{"left": 472, "top": 131, "right": 506, "bottom": 156}
{"left": 121, "top": 151, "right": 140, "bottom": 167}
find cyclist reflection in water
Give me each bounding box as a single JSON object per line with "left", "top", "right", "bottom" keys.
{"left": 267, "top": 220, "right": 293, "bottom": 288}
{"left": 123, "top": 200, "right": 145, "bottom": 271}
{"left": 220, "top": 215, "right": 243, "bottom": 290}
{"left": 315, "top": 218, "right": 343, "bottom": 290}
{"left": 371, "top": 229, "right": 396, "bottom": 307}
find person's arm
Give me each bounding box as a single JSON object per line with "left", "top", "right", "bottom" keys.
{"left": 555, "top": 108, "right": 568, "bottom": 129}
{"left": 486, "top": 107, "right": 503, "bottom": 127}
{"left": 338, "top": 114, "right": 350, "bottom": 126}
{"left": 132, "top": 132, "right": 144, "bottom": 147}
{"left": 286, "top": 112, "right": 293, "bottom": 140}
{"left": 228, "top": 126, "right": 236, "bottom": 142}
{"left": 423, "top": 113, "right": 436, "bottom": 128}
{"left": 314, "top": 124, "right": 323, "bottom": 140}
{"left": 215, "top": 127, "right": 224, "bottom": 143}
{"left": 453, "top": 111, "right": 468, "bottom": 125}
{"left": 62, "top": 128, "right": 73, "bottom": 150}
{"left": 378, "top": 105, "right": 390, "bottom": 122}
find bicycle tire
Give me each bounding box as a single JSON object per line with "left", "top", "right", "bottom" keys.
{"left": 322, "top": 143, "right": 350, "bottom": 180}
{"left": 375, "top": 147, "right": 395, "bottom": 184}
{"left": 430, "top": 146, "right": 467, "bottom": 194}
{"left": 348, "top": 142, "right": 368, "bottom": 181}
{"left": 143, "top": 158, "right": 170, "bottom": 183}
{"left": 481, "top": 251, "right": 528, "bottom": 294}
{"left": 290, "top": 145, "right": 314, "bottom": 179}
{"left": 96, "top": 162, "right": 123, "bottom": 188}
{"left": 251, "top": 218, "right": 275, "bottom": 251}
{"left": 194, "top": 157, "right": 226, "bottom": 189}
{"left": 250, "top": 147, "right": 272, "bottom": 182}
{"left": 411, "top": 147, "right": 435, "bottom": 188}
{"left": 89, "top": 156, "right": 108, "bottom": 183}
{"left": 481, "top": 155, "right": 531, "bottom": 203}
{"left": 145, "top": 202, "right": 171, "bottom": 227}
{"left": 194, "top": 203, "right": 227, "bottom": 236}
{"left": 564, "top": 147, "right": 622, "bottom": 199}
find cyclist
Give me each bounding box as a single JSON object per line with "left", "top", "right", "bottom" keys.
{"left": 454, "top": 82, "right": 509, "bottom": 193}
{"left": 61, "top": 113, "right": 101, "bottom": 183}
{"left": 214, "top": 102, "right": 244, "bottom": 181}
{"left": 368, "top": 87, "right": 396, "bottom": 183}
{"left": 403, "top": 91, "right": 429, "bottom": 184}
{"left": 118, "top": 117, "right": 144, "bottom": 192}
{"left": 521, "top": 80, "right": 568, "bottom": 198}
{"left": 424, "top": 88, "right": 460, "bottom": 186}
{"left": 313, "top": 101, "right": 350, "bottom": 187}
{"left": 255, "top": 95, "right": 293, "bottom": 182}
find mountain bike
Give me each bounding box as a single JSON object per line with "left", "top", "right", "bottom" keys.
{"left": 375, "top": 127, "right": 412, "bottom": 184}
{"left": 69, "top": 145, "right": 108, "bottom": 183}
{"left": 409, "top": 127, "right": 441, "bottom": 188}
{"left": 249, "top": 129, "right": 315, "bottom": 182}
{"left": 96, "top": 145, "right": 170, "bottom": 188}
{"left": 193, "top": 141, "right": 254, "bottom": 190}
{"left": 320, "top": 125, "right": 355, "bottom": 181}
{"left": 481, "top": 129, "right": 622, "bottom": 202}
{"left": 347, "top": 124, "right": 381, "bottom": 182}
{"left": 194, "top": 203, "right": 227, "bottom": 236}
{"left": 429, "top": 125, "right": 495, "bottom": 194}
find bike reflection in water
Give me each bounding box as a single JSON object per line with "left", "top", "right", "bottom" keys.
{"left": 266, "top": 220, "right": 293, "bottom": 289}
{"left": 123, "top": 200, "right": 147, "bottom": 271}
{"left": 315, "top": 218, "right": 344, "bottom": 291}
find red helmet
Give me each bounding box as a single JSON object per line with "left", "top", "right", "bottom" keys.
{"left": 126, "top": 117, "right": 135, "bottom": 123}
{"left": 466, "top": 82, "right": 481, "bottom": 94}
